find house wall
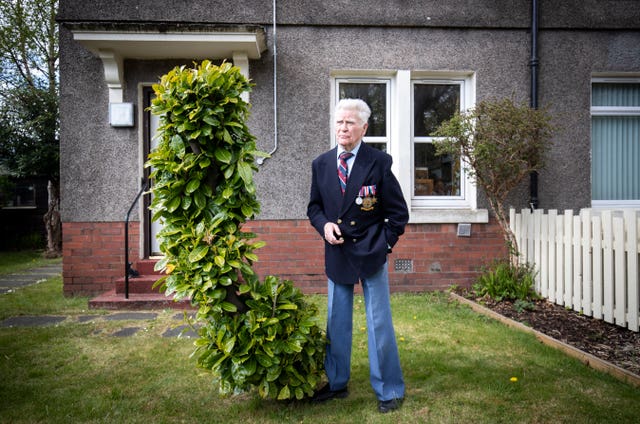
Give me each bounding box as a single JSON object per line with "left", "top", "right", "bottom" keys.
{"left": 57, "top": 0, "right": 640, "bottom": 295}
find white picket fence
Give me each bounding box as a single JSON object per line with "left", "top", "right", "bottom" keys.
{"left": 510, "top": 208, "right": 640, "bottom": 332}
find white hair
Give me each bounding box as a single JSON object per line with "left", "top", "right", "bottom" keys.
{"left": 335, "top": 98, "right": 371, "bottom": 125}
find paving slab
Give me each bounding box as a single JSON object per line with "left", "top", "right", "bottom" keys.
{"left": 103, "top": 312, "right": 158, "bottom": 321}
{"left": 0, "top": 315, "right": 66, "bottom": 327}
{"left": 112, "top": 327, "right": 141, "bottom": 337}
{"left": 162, "top": 325, "right": 199, "bottom": 338}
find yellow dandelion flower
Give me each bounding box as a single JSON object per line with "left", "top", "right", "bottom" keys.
{"left": 510, "top": 377, "right": 518, "bottom": 382}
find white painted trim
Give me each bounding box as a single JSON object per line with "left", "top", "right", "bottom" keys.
{"left": 98, "top": 49, "right": 124, "bottom": 103}
{"left": 72, "top": 30, "right": 266, "bottom": 59}
{"left": 232, "top": 51, "right": 250, "bottom": 102}
{"left": 409, "top": 208, "right": 489, "bottom": 224}
{"left": 72, "top": 29, "right": 266, "bottom": 108}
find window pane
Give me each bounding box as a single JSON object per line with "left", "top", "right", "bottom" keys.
{"left": 414, "top": 143, "right": 459, "bottom": 196}
{"left": 368, "top": 142, "right": 387, "bottom": 152}
{"left": 592, "top": 83, "right": 640, "bottom": 107}
{"left": 414, "top": 84, "right": 460, "bottom": 136}
{"left": 592, "top": 115, "right": 640, "bottom": 200}
{"left": 2, "top": 182, "right": 36, "bottom": 208}
{"left": 339, "top": 83, "right": 386, "bottom": 137}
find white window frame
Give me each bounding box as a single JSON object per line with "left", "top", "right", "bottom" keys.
{"left": 331, "top": 70, "right": 487, "bottom": 224}
{"left": 334, "top": 77, "right": 391, "bottom": 152}
{"left": 591, "top": 76, "right": 640, "bottom": 209}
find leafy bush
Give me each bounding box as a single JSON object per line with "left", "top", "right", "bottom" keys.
{"left": 473, "top": 260, "right": 539, "bottom": 302}
{"left": 147, "top": 61, "right": 325, "bottom": 400}
{"left": 433, "top": 98, "right": 555, "bottom": 258}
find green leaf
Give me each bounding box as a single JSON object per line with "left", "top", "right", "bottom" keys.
{"left": 277, "top": 385, "right": 290, "bottom": 400}
{"left": 166, "top": 196, "right": 181, "bottom": 213}
{"left": 237, "top": 161, "right": 253, "bottom": 185}
{"left": 186, "top": 179, "right": 200, "bottom": 194}
{"left": 188, "top": 245, "right": 209, "bottom": 263}
{"left": 277, "top": 303, "right": 298, "bottom": 310}
{"left": 244, "top": 252, "right": 259, "bottom": 262}
{"left": 215, "top": 148, "right": 232, "bottom": 164}
{"left": 194, "top": 191, "right": 206, "bottom": 209}
{"left": 241, "top": 203, "right": 254, "bottom": 218}
{"left": 181, "top": 196, "right": 192, "bottom": 209}
{"left": 170, "top": 134, "right": 185, "bottom": 157}
{"left": 222, "top": 186, "right": 234, "bottom": 199}
{"left": 214, "top": 256, "right": 225, "bottom": 268}
{"left": 255, "top": 353, "right": 273, "bottom": 368}
{"left": 221, "top": 302, "right": 238, "bottom": 313}
{"left": 223, "top": 336, "right": 236, "bottom": 354}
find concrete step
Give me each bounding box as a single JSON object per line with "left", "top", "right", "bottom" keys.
{"left": 89, "top": 289, "right": 193, "bottom": 311}
{"left": 115, "top": 274, "right": 164, "bottom": 294}
{"left": 132, "top": 258, "right": 162, "bottom": 275}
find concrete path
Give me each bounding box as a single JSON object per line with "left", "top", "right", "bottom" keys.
{"left": 0, "top": 263, "right": 62, "bottom": 294}
{"left": 0, "top": 263, "right": 197, "bottom": 338}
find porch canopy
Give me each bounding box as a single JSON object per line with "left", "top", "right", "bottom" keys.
{"left": 71, "top": 24, "right": 267, "bottom": 103}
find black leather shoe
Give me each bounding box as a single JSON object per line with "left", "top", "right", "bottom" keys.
{"left": 377, "top": 397, "right": 404, "bottom": 413}
{"left": 311, "top": 383, "right": 348, "bottom": 402}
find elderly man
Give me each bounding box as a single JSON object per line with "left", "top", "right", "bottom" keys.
{"left": 307, "top": 98, "right": 409, "bottom": 413}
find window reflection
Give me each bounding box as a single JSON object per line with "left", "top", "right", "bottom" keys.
{"left": 339, "top": 83, "right": 387, "bottom": 137}
{"left": 414, "top": 84, "right": 460, "bottom": 136}
{"left": 414, "top": 144, "right": 459, "bottom": 196}
{"left": 413, "top": 83, "right": 461, "bottom": 197}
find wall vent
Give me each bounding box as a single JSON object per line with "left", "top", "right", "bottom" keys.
{"left": 457, "top": 223, "right": 472, "bottom": 237}
{"left": 394, "top": 259, "right": 413, "bottom": 272}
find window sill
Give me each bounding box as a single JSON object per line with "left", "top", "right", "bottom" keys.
{"left": 409, "top": 208, "right": 489, "bottom": 224}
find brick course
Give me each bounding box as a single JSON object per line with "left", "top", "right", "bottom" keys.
{"left": 63, "top": 219, "right": 507, "bottom": 296}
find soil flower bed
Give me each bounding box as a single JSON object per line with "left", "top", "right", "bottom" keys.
{"left": 453, "top": 290, "right": 640, "bottom": 379}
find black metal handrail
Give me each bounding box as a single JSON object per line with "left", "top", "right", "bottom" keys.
{"left": 124, "top": 177, "right": 148, "bottom": 299}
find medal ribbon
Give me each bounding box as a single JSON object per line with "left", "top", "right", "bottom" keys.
{"left": 358, "top": 185, "right": 377, "bottom": 197}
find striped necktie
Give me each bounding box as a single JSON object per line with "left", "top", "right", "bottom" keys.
{"left": 338, "top": 151, "right": 354, "bottom": 195}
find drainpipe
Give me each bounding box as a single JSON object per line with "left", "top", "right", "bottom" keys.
{"left": 529, "top": 0, "right": 539, "bottom": 211}
{"left": 257, "top": 0, "right": 278, "bottom": 165}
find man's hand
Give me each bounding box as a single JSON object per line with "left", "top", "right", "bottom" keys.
{"left": 324, "top": 222, "right": 344, "bottom": 245}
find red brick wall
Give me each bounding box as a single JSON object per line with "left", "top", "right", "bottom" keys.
{"left": 244, "top": 219, "right": 507, "bottom": 294}
{"left": 62, "top": 222, "right": 140, "bottom": 296}
{"left": 62, "top": 219, "right": 507, "bottom": 296}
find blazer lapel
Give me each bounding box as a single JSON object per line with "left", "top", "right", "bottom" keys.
{"left": 341, "top": 144, "right": 375, "bottom": 213}
{"left": 320, "top": 147, "right": 344, "bottom": 200}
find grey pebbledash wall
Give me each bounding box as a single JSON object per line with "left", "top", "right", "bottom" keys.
{"left": 57, "top": 0, "right": 640, "bottom": 222}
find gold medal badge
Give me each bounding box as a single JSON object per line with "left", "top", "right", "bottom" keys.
{"left": 361, "top": 195, "right": 377, "bottom": 211}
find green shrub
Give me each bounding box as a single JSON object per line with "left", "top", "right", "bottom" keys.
{"left": 473, "top": 260, "right": 539, "bottom": 302}
{"left": 147, "top": 61, "right": 325, "bottom": 400}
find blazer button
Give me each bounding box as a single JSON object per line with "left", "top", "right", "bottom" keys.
{"left": 337, "top": 219, "right": 343, "bottom": 224}
{"left": 350, "top": 221, "right": 356, "bottom": 226}
{"left": 352, "top": 238, "right": 357, "bottom": 243}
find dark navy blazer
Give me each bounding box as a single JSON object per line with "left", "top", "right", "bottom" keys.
{"left": 307, "top": 143, "right": 409, "bottom": 284}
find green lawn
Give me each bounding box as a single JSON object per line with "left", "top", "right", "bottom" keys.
{"left": 0, "top": 252, "right": 639, "bottom": 423}
{"left": 0, "top": 249, "right": 60, "bottom": 275}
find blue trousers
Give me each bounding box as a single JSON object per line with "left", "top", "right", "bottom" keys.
{"left": 324, "top": 263, "right": 405, "bottom": 401}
